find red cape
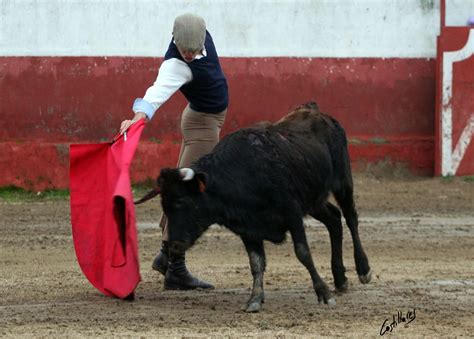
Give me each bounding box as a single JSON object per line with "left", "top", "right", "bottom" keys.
{"left": 70, "top": 120, "right": 145, "bottom": 299}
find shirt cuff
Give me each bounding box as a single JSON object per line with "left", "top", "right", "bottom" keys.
{"left": 132, "top": 98, "right": 155, "bottom": 120}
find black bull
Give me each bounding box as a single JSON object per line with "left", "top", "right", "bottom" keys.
{"left": 136, "top": 102, "right": 372, "bottom": 312}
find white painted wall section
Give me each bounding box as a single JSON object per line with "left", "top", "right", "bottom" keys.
{"left": 0, "top": 0, "right": 443, "bottom": 57}
{"left": 2, "top": 0, "right": 473, "bottom": 57}
{"left": 446, "top": 0, "right": 474, "bottom": 26}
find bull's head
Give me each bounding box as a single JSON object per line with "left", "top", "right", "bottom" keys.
{"left": 135, "top": 167, "right": 210, "bottom": 252}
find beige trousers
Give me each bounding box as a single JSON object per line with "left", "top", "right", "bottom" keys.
{"left": 160, "top": 104, "right": 227, "bottom": 240}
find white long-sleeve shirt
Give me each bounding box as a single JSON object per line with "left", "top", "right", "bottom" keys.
{"left": 132, "top": 45, "right": 206, "bottom": 120}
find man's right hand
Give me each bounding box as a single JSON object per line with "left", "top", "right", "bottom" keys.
{"left": 120, "top": 112, "right": 147, "bottom": 134}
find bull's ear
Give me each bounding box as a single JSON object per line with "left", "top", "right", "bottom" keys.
{"left": 195, "top": 172, "right": 207, "bottom": 193}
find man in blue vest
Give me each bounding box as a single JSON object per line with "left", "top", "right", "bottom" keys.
{"left": 120, "top": 13, "right": 228, "bottom": 290}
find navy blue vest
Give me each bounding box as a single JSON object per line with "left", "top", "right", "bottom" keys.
{"left": 164, "top": 31, "right": 228, "bottom": 113}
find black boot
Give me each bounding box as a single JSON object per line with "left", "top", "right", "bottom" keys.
{"left": 164, "top": 250, "right": 214, "bottom": 290}
{"left": 151, "top": 241, "right": 169, "bottom": 275}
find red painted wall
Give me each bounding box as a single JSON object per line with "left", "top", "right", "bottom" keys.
{"left": 0, "top": 56, "right": 435, "bottom": 190}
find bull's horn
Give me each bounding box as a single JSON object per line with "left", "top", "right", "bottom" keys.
{"left": 134, "top": 187, "right": 161, "bottom": 205}
{"left": 179, "top": 168, "right": 195, "bottom": 181}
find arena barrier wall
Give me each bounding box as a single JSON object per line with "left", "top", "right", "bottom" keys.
{"left": 0, "top": 56, "right": 436, "bottom": 190}
{"left": 1, "top": 1, "right": 472, "bottom": 190}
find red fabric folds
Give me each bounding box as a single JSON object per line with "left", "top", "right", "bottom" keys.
{"left": 70, "top": 120, "right": 145, "bottom": 299}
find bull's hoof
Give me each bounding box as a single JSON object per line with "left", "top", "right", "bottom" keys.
{"left": 316, "top": 285, "right": 336, "bottom": 306}
{"left": 335, "top": 279, "right": 349, "bottom": 294}
{"left": 318, "top": 296, "right": 337, "bottom": 306}
{"left": 243, "top": 295, "right": 264, "bottom": 313}
{"left": 358, "top": 268, "right": 373, "bottom": 284}
{"left": 317, "top": 292, "right": 336, "bottom": 306}
{"left": 245, "top": 301, "right": 262, "bottom": 313}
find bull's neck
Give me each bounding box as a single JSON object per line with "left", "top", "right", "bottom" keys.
{"left": 200, "top": 189, "right": 225, "bottom": 225}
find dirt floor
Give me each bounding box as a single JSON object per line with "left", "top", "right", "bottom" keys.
{"left": 0, "top": 173, "right": 473, "bottom": 338}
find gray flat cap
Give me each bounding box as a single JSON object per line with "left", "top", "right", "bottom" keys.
{"left": 173, "top": 13, "right": 206, "bottom": 52}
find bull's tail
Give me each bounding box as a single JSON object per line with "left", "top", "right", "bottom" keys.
{"left": 134, "top": 187, "right": 161, "bottom": 205}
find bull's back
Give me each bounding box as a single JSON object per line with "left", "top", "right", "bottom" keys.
{"left": 208, "top": 103, "right": 344, "bottom": 207}
{"left": 275, "top": 102, "right": 350, "bottom": 184}
{"left": 274, "top": 102, "right": 345, "bottom": 146}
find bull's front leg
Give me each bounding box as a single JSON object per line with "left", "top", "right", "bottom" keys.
{"left": 241, "top": 237, "right": 266, "bottom": 313}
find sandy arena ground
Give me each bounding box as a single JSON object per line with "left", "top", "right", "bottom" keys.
{"left": 0, "top": 173, "right": 473, "bottom": 337}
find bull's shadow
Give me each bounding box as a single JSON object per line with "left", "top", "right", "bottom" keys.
{"left": 136, "top": 102, "right": 372, "bottom": 312}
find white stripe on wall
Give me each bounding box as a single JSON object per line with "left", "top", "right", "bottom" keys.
{"left": 441, "top": 29, "right": 474, "bottom": 176}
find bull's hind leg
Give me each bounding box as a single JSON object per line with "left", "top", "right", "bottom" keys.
{"left": 241, "top": 238, "right": 266, "bottom": 313}
{"left": 334, "top": 182, "right": 372, "bottom": 284}
{"left": 310, "top": 202, "right": 349, "bottom": 293}
{"left": 289, "top": 218, "right": 335, "bottom": 305}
